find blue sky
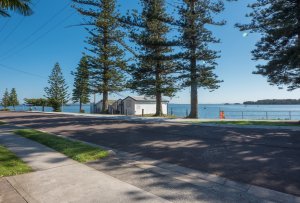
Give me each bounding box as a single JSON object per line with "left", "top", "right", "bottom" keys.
{"left": 0, "top": 0, "right": 299, "bottom": 104}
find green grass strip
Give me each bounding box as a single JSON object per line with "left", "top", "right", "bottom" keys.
{"left": 0, "top": 121, "right": 5, "bottom": 125}
{"left": 15, "top": 129, "right": 109, "bottom": 163}
{"left": 0, "top": 145, "right": 32, "bottom": 177}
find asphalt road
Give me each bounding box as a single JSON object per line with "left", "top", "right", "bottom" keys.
{"left": 1, "top": 111, "right": 299, "bottom": 196}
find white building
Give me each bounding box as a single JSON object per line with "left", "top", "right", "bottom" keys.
{"left": 122, "top": 96, "right": 168, "bottom": 115}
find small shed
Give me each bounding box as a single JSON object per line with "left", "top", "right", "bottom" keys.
{"left": 111, "top": 99, "right": 123, "bottom": 114}
{"left": 122, "top": 96, "right": 168, "bottom": 115}
{"left": 91, "top": 100, "right": 116, "bottom": 114}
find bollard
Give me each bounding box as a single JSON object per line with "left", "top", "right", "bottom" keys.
{"left": 142, "top": 109, "right": 144, "bottom": 117}
{"left": 219, "top": 111, "right": 225, "bottom": 119}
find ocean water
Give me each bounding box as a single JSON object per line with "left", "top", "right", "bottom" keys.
{"left": 1, "top": 104, "right": 300, "bottom": 120}
{"left": 168, "top": 104, "right": 300, "bottom": 120}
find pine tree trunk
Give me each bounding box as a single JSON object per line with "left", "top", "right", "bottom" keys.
{"left": 79, "top": 99, "right": 82, "bottom": 113}
{"left": 102, "top": 91, "right": 109, "bottom": 113}
{"left": 155, "top": 92, "right": 163, "bottom": 116}
{"left": 155, "top": 62, "right": 163, "bottom": 116}
{"left": 188, "top": 1, "right": 198, "bottom": 119}
{"left": 189, "top": 57, "right": 198, "bottom": 118}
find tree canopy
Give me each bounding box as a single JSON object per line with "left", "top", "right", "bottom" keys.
{"left": 175, "top": 0, "right": 228, "bottom": 118}
{"left": 44, "top": 63, "right": 69, "bottom": 112}
{"left": 1, "top": 89, "right": 10, "bottom": 108}
{"left": 236, "top": 0, "right": 300, "bottom": 91}
{"left": 125, "top": 0, "right": 179, "bottom": 116}
{"left": 72, "top": 56, "right": 90, "bottom": 112}
{"left": 9, "top": 88, "right": 19, "bottom": 109}
{"left": 73, "top": 0, "right": 128, "bottom": 113}
{"left": 0, "top": 0, "right": 33, "bottom": 17}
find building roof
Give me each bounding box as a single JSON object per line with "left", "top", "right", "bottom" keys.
{"left": 124, "top": 96, "right": 169, "bottom": 103}
{"left": 96, "top": 100, "right": 116, "bottom": 105}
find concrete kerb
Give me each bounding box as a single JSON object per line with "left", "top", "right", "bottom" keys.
{"left": 26, "top": 128, "right": 300, "bottom": 203}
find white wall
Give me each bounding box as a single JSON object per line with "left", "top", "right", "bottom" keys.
{"left": 135, "top": 103, "right": 168, "bottom": 115}
{"left": 123, "top": 97, "right": 168, "bottom": 115}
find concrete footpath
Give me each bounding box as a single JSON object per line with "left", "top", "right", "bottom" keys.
{"left": 0, "top": 129, "right": 168, "bottom": 203}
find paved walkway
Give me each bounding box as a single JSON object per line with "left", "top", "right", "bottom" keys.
{"left": 0, "top": 129, "right": 168, "bottom": 203}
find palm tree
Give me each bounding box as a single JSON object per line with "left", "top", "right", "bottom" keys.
{"left": 0, "top": 0, "right": 32, "bottom": 17}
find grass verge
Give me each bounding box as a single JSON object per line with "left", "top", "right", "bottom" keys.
{"left": 15, "top": 129, "right": 109, "bottom": 163}
{"left": 0, "top": 145, "right": 32, "bottom": 177}
{"left": 195, "top": 120, "right": 300, "bottom": 126}
{"left": 0, "top": 121, "right": 5, "bottom": 125}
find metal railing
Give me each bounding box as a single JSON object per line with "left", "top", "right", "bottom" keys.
{"left": 221, "top": 111, "right": 300, "bottom": 120}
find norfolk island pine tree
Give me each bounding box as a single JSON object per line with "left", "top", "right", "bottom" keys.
{"left": 44, "top": 63, "right": 69, "bottom": 112}
{"left": 236, "top": 0, "right": 300, "bottom": 91}
{"left": 1, "top": 88, "right": 10, "bottom": 109}
{"left": 9, "top": 88, "right": 19, "bottom": 110}
{"left": 72, "top": 56, "right": 90, "bottom": 113}
{"left": 173, "top": 0, "right": 236, "bottom": 118}
{"left": 72, "top": 0, "right": 128, "bottom": 113}
{"left": 123, "top": 0, "right": 179, "bottom": 116}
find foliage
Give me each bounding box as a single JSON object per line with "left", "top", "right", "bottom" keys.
{"left": 244, "top": 99, "right": 300, "bottom": 105}
{"left": 72, "top": 0, "right": 128, "bottom": 113}
{"left": 72, "top": 56, "right": 90, "bottom": 112}
{"left": 236, "top": 0, "right": 300, "bottom": 91}
{"left": 175, "top": 0, "right": 230, "bottom": 118}
{"left": 15, "top": 129, "right": 109, "bottom": 163}
{"left": 0, "top": 0, "right": 33, "bottom": 17}
{"left": 0, "top": 145, "right": 32, "bottom": 177}
{"left": 44, "top": 63, "right": 69, "bottom": 112}
{"left": 0, "top": 109, "right": 10, "bottom": 111}
{"left": 9, "top": 88, "right": 19, "bottom": 109}
{"left": 125, "top": 0, "right": 179, "bottom": 116}
{"left": 24, "top": 98, "right": 49, "bottom": 106}
{"left": 1, "top": 88, "right": 10, "bottom": 108}
{"left": 24, "top": 98, "right": 49, "bottom": 111}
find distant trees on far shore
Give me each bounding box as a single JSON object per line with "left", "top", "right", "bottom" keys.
{"left": 244, "top": 99, "right": 300, "bottom": 105}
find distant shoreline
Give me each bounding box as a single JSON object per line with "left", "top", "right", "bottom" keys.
{"left": 243, "top": 99, "right": 300, "bottom": 105}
